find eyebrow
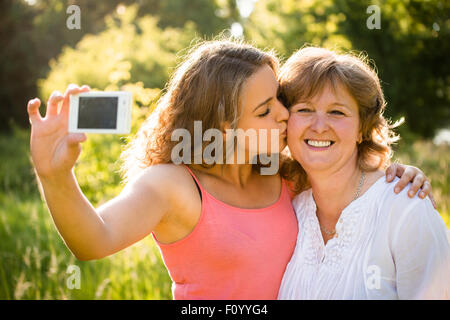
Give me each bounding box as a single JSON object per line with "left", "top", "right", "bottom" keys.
{"left": 290, "top": 101, "right": 349, "bottom": 109}
{"left": 253, "top": 96, "right": 273, "bottom": 112}
{"left": 252, "top": 83, "right": 280, "bottom": 113}
{"left": 330, "top": 102, "right": 349, "bottom": 108}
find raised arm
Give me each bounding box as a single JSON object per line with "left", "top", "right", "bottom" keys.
{"left": 28, "top": 84, "right": 173, "bottom": 261}
{"left": 37, "top": 167, "right": 172, "bottom": 261}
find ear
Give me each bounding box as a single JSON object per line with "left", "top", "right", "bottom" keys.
{"left": 357, "top": 132, "right": 363, "bottom": 144}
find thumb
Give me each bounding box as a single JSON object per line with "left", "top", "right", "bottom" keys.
{"left": 66, "top": 133, "right": 87, "bottom": 147}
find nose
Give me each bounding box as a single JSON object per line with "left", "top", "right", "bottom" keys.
{"left": 310, "top": 113, "right": 329, "bottom": 133}
{"left": 275, "top": 99, "right": 289, "bottom": 124}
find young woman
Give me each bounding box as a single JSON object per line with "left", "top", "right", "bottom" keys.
{"left": 277, "top": 47, "right": 449, "bottom": 299}
{"left": 27, "top": 40, "right": 432, "bottom": 300}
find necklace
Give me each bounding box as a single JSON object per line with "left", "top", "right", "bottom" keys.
{"left": 319, "top": 171, "right": 365, "bottom": 236}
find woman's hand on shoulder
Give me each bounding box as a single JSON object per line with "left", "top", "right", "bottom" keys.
{"left": 385, "top": 163, "right": 436, "bottom": 208}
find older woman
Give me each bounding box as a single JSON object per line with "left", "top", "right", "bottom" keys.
{"left": 277, "top": 47, "right": 450, "bottom": 299}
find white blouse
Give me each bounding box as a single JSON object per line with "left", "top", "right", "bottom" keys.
{"left": 278, "top": 177, "right": 450, "bottom": 299}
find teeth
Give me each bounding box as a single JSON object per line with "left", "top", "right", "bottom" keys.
{"left": 307, "top": 140, "right": 332, "bottom": 147}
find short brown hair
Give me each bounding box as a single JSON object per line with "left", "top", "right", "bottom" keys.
{"left": 278, "top": 46, "right": 400, "bottom": 193}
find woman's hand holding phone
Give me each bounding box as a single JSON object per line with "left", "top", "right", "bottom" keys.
{"left": 27, "top": 84, "right": 90, "bottom": 180}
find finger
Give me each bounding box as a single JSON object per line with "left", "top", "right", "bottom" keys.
{"left": 67, "top": 132, "right": 87, "bottom": 146}
{"left": 62, "top": 83, "right": 81, "bottom": 111}
{"left": 64, "top": 83, "right": 80, "bottom": 96}
{"left": 27, "top": 98, "right": 42, "bottom": 125}
{"left": 63, "top": 84, "right": 90, "bottom": 100}
{"left": 407, "top": 174, "right": 425, "bottom": 198}
{"left": 393, "top": 163, "right": 406, "bottom": 178}
{"left": 61, "top": 84, "right": 90, "bottom": 117}
{"left": 418, "top": 180, "right": 431, "bottom": 199}
{"left": 428, "top": 192, "right": 437, "bottom": 209}
{"left": 385, "top": 163, "right": 399, "bottom": 182}
{"left": 46, "top": 91, "right": 64, "bottom": 117}
{"left": 394, "top": 167, "right": 414, "bottom": 193}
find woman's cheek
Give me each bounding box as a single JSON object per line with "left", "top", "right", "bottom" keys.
{"left": 287, "top": 115, "right": 304, "bottom": 157}
{"left": 287, "top": 114, "right": 304, "bottom": 139}
{"left": 333, "top": 118, "right": 359, "bottom": 144}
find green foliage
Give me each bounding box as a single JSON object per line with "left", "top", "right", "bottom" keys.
{"left": 246, "top": 0, "right": 449, "bottom": 138}
{"left": 5, "top": 0, "right": 448, "bottom": 137}
{"left": 246, "top": 0, "right": 352, "bottom": 57}
{"left": 0, "top": 121, "right": 172, "bottom": 300}
{"left": 393, "top": 140, "right": 449, "bottom": 226}
{"left": 0, "top": 191, "right": 171, "bottom": 299}
{"left": 0, "top": 0, "right": 42, "bottom": 132}
{"left": 2, "top": 0, "right": 230, "bottom": 133}
{"left": 0, "top": 62, "right": 169, "bottom": 299}
{"left": 39, "top": 5, "right": 197, "bottom": 101}
{"left": 0, "top": 123, "right": 36, "bottom": 195}
{"left": 332, "top": 0, "right": 450, "bottom": 139}
{"left": 134, "top": 0, "right": 231, "bottom": 36}
{"left": 1, "top": 0, "right": 135, "bottom": 133}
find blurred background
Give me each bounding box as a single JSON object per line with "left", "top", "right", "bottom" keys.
{"left": 0, "top": 0, "right": 448, "bottom": 299}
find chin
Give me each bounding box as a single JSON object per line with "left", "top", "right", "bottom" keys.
{"left": 299, "top": 160, "right": 335, "bottom": 173}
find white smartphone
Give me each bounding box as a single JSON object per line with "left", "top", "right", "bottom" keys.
{"left": 69, "top": 91, "right": 132, "bottom": 134}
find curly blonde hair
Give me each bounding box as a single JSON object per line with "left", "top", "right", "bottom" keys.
{"left": 119, "top": 39, "right": 279, "bottom": 184}
{"left": 278, "top": 46, "right": 400, "bottom": 194}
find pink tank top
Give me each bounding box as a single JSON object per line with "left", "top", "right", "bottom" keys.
{"left": 152, "top": 165, "right": 299, "bottom": 300}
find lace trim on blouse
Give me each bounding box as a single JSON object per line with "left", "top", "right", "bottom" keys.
{"left": 301, "top": 189, "right": 365, "bottom": 272}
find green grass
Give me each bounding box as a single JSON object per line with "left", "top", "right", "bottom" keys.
{"left": 0, "top": 188, "right": 172, "bottom": 300}
{"left": 0, "top": 125, "right": 172, "bottom": 299}
{"left": 393, "top": 139, "right": 449, "bottom": 226}
{"left": 0, "top": 125, "right": 448, "bottom": 299}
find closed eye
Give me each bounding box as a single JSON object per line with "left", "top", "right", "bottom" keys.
{"left": 297, "top": 108, "right": 313, "bottom": 113}
{"left": 258, "top": 108, "right": 270, "bottom": 117}
{"left": 330, "top": 110, "right": 345, "bottom": 115}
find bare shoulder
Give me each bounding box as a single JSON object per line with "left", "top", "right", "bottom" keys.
{"left": 135, "top": 164, "right": 202, "bottom": 242}
{"left": 126, "top": 163, "right": 199, "bottom": 202}
{"left": 138, "top": 163, "right": 191, "bottom": 183}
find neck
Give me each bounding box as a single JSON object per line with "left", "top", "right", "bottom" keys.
{"left": 192, "top": 163, "right": 255, "bottom": 188}
{"left": 308, "top": 158, "right": 362, "bottom": 221}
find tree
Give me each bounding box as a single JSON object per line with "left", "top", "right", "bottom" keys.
{"left": 245, "top": 0, "right": 449, "bottom": 138}
{"left": 2, "top": 0, "right": 232, "bottom": 133}
{"left": 38, "top": 5, "right": 198, "bottom": 99}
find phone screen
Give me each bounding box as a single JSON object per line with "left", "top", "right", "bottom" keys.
{"left": 78, "top": 97, "right": 118, "bottom": 129}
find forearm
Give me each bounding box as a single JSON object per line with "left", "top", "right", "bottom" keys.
{"left": 37, "top": 170, "right": 111, "bottom": 260}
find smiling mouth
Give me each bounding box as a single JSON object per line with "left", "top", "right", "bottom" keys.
{"left": 305, "top": 139, "right": 335, "bottom": 148}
